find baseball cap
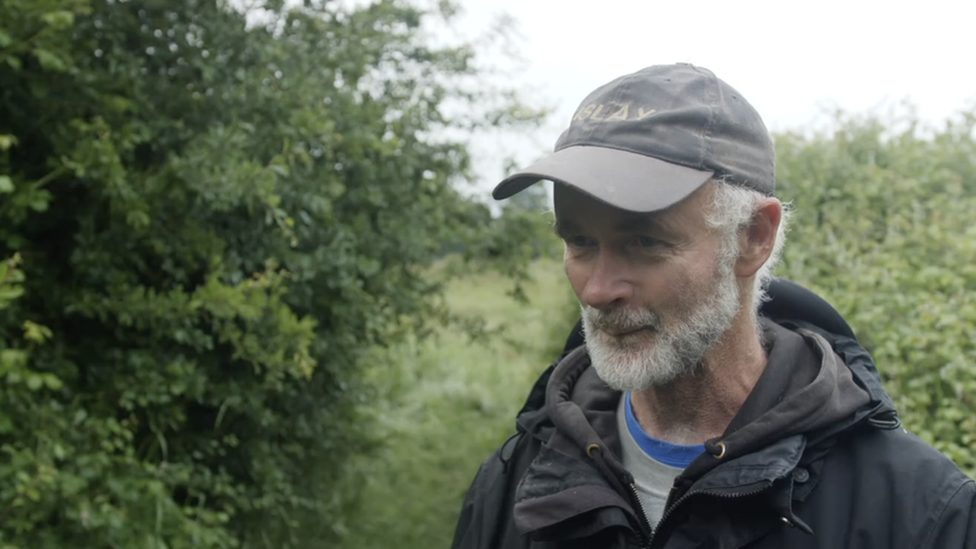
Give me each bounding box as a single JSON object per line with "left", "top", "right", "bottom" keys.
{"left": 492, "top": 63, "right": 775, "bottom": 212}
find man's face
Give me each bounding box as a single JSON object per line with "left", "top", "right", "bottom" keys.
{"left": 553, "top": 184, "right": 743, "bottom": 391}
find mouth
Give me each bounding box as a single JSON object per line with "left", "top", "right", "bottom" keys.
{"left": 604, "top": 326, "right": 655, "bottom": 338}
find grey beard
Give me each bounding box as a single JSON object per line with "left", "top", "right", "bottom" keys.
{"left": 582, "top": 262, "right": 741, "bottom": 392}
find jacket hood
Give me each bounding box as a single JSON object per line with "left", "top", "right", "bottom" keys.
{"left": 691, "top": 320, "right": 874, "bottom": 473}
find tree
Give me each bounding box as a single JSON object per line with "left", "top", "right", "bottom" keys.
{"left": 0, "top": 0, "right": 542, "bottom": 547}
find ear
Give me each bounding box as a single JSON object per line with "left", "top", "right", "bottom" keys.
{"left": 734, "top": 198, "right": 782, "bottom": 278}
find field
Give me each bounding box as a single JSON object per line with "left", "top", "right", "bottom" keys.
{"left": 340, "top": 258, "right": 579, "bottom": 549}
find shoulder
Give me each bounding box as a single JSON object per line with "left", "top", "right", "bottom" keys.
{"left": 814, "top": 425, "right": 975, "bottom": 548}
{"left": 451, "top": 432, "right": 543, "bottom": 549}
{"left": 842, "top": 425, "right": 972, "bottom": 488}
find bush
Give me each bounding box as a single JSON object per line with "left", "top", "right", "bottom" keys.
{"left": 0, "top": 0, "right": 541, "bottom": 547}
{"left": 776, "top": 107, "right": 976, "bottom": 474}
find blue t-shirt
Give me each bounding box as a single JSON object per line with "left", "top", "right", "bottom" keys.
{"left": 624, "top": 393, "right": 705, "bottom": 468}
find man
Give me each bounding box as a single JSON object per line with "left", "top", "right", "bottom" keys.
{"left": 451, "top": 63, "right": 976, "bottom": 548}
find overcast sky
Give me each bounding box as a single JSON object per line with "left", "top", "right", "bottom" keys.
{"left": 444, "top": 0, "right": 976, "bottom": 196}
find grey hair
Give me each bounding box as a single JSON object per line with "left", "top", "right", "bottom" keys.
{"left": 702, "top": 179, "right": 793, "bottom": 312}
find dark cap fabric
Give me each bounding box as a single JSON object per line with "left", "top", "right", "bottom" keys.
{"left": 492, "top": 63, "right": 775, "bottom": 212}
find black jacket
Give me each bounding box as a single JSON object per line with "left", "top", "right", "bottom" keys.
{"left": 451, "top": 279, "right": 976, "bottom": 549}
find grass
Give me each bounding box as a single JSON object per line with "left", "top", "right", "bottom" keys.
{"left": 338, "top": 258, "right": 579, "bottom": 549}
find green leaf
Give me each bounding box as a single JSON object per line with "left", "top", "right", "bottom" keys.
{"left": 0, "top": 175, "right": 14, "bottom": 193}
{"left": 269, "top": 163, "right": 289, "bottom": 177}
{"left": 125, "top": 210, "right": 151, "bottom": 228}
{"left": 43, "top": 374, "right": 63, "bottom": 390}
{"left": 0, "top": 30, "right": 12, "bottom": 48}
{"left": 32, "top": 49, "right": 65, "bottom": 72}
{"left": 40, "top": 11, "right": 76, "bottom": 30}
{"left": 0, "top": 349, "right": 26, "bottom": 378}
{"left": 0, "top": 134, "right": 18, "bottom": 150}
{"left": 29, "top": 195, "right": 50, "bottom": 212}
{"left": 23, "top": 320, "right": 53, "bottom": 344}
{"left": 0, "top": 285, "right": 25, "bottom": 302}
{"left": 26, "top": 374, "right": 43, "bottom": 391}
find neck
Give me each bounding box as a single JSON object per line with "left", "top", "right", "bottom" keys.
{"left": 629, "top": 312, "right": 768, "bottom": 446}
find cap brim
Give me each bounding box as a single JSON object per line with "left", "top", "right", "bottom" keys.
{"left": 492, "top": 146, "right": 714, "bottom": 213}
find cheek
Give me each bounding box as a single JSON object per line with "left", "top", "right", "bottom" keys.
{"left": 563, "top": 255, "right": 588, "bottom": 299}
{"left": 631, "top": 259, "right": 705, "bottom": 308}
{"left": 635, "top": 267, "right": 680, "bottom": 301}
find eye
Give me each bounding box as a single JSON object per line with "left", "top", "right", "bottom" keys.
{"left": 635, "top": 235, "right": 661, "bottom": 247}
{"left": 569, "top": 235, "right": 593, "bottom": 248}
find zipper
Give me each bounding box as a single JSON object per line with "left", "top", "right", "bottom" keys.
{"left": 627, "top": 482, "right": 653, "bottom": 548}
{"left": 645, "top": 481, "right": 774, "bottom": 549}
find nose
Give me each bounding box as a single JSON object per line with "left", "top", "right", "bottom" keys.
{"left": 578, "top": 251, "right": 633, "bottom": 311}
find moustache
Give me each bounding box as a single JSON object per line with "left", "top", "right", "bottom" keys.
{"left": 583, "top": 306, "right": 661, "bottom": 334}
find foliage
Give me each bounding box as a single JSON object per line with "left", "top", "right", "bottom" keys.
{"left": 776, "top": 106, "right": 976, "bottom": 474}
{"left": 0, "top": 0, "right": 541, "bottom": 548}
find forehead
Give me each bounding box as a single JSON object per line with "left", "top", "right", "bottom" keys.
{"left": 553, "top": 183, "right": 709, "bottom": 233}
